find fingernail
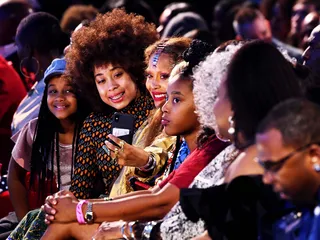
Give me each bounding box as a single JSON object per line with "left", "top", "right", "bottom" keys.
{"left": 51, "top": 210, "right": 56, "bottom": 214}
{"left": 53, "top": 200, "right": 57, "bottom": 205}
{"left": 102, "top": 145, "right": 110, "bottom": 155}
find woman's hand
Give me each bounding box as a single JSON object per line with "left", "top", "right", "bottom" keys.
{"left": 42, "top": 190, "right": 77, "bottom": 224}
{"left": 92, "top": 221, "right": 124, "bottom": 240}
{"left": 104, "top": 134, "right": 149, "bottom": 167}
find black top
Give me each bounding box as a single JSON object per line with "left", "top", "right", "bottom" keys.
{"left": 180, "top": 175, "right": 294, "bottom": 240}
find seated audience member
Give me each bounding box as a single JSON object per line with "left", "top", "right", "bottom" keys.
{"left": 177, "top": 40, "right": 304, "bottom": 240}
{"left": 60, "top": 4, "right": 98, "bottom": 36}
{"left": 233, "top": 7, "right": 303, "bottom": 63}
{"left": 161, "top": 11, "right": 209, "bottom": 39}
{"left": 16, "top": 40, "right": 225, "bottom": 240}
{"left": 0, "top": 55, "right": 26, "bottom": 239}
{"left": 156, "top": 2, "right": 193, "bottom": 35}
{"left": 66, "top": 9, "right": 158, "bottom": 199}
{"left": 0, "top": 0, "right": 32, "bottom": 89}
{"left": 1, "top": 58, "right": 86, "bottom": 240}
{"left": 0, "top": 56, "right": 26, "bottom": 175}
{"left": 302, "top": 24, "right": 320, "bottom": 78}
{"left": 8, "top": 58, "right": 88, "bottom": 220}
{"left": 288, "top": 0, "right": 319, "bottom": 48}
{"left": 109, "top": 37, "right": 191, "bottom": 197}
{"left": 256, "top": 98, "right": 320, "bottom": 239}
{"left": 99, "top": 0, "right": 157, "bottom": 24}
{"left": 299, "top": 11, "right": 320, "bottom": 50}
{"left": 159, "top": 40, "right": 243, "bottom": 240}
{"left": 11, "top": 12, "right": 69, "bottom": 135}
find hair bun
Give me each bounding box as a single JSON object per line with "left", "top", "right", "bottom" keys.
{"left": 182, "top": 39, "right": 214, "bottom": 68}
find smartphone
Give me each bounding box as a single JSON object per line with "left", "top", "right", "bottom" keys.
{"left": 111, "top": 112, "right": 135, "bottom": 145}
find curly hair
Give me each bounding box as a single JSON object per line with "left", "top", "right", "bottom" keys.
{"left": 66, "top": 8, "right": 159, "bottom": 112}
{"left": 193, "top": 41, "right": 243, "bottom": 130}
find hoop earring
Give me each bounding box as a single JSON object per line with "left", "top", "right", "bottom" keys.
{"left": 19, "top": 57, "right": 40, "bottom": 78}
{"left": 228, "top": 116, "right": 235, "bottom": 135}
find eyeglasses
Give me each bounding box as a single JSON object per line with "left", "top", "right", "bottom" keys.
{"left": 255, "top": 142, "right": 314, "bottom": 172}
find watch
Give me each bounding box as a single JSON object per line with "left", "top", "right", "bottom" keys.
{"left": 84, "top": 202, "right": 94, "bottom": 224}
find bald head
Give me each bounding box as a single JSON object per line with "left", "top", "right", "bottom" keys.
{"left": 0, "top": 0, "right": 32, "bottom": 46}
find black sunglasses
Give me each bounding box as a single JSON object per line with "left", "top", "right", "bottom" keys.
{"left": 255, "top": 142, "right": 314, "bottom": 172}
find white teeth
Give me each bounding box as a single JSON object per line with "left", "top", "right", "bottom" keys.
{"left": 155, "top": 94, "right": 166, "bottom": 98}
{"left": 110, "top": 92, "right": 124, "bottom": 100}
{"left": 55, "top": 106, "right": 66, "bottom": 109}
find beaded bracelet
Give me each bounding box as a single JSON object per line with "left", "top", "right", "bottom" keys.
{"left": 76, "top": 200, "right": 88, "bottom": 224}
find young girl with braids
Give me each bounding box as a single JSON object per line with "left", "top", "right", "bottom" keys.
{"left": 7, "top": 58, "right": 89, "bottom": 221}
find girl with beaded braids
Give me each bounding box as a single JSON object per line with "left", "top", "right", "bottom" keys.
{"left": 39, "top": 40, "right": 227, "bottom": 240}
{"left": 65, "top": 8, "right": 158, "bottom": 199}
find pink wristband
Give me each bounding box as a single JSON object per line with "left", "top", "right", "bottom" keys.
{"left": 76, "top": 200, "right": 88, "bottom": 224}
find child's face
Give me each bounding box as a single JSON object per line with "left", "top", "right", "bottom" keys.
{"left": 47, "top": 76, "right": 77, "bottom": 120}
{"left": 161, "top": 75, "right": 199, "bottom": 136}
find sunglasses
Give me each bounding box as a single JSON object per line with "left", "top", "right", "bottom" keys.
{"left": 255, "top": 142, "right": 314, "bottom": 172}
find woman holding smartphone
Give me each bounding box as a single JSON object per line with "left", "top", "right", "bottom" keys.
{"left": 66, "top": 9, "right": 158, "bottom": 199}
{"left": 108, "top": 37, "right": 191, "bottom": 197}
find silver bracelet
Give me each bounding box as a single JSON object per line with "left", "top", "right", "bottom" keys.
{"left": 138, "top": 153, "right": 156, "bottom": 172}
{"left": 129, "top": 221, "right": 136, "bottom": 240}
{"left": 142, "top": 221, "right": 158, "bottom": 239}
{"left": 120, "top": 222, "right": 130, "bottom": 240}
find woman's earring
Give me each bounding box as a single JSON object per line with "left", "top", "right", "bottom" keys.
{"left": 314, "top": 163, "right": 320, "bottom": 172}
{"left": 19, "top": 56, "right": 40, "bottom": 78}
{"left": 228, "top": 116, "right": 235, "bottom": 135}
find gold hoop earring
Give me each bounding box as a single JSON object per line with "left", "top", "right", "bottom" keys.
{"left": 19, "top": 57, "right": 40, "bottom": 78}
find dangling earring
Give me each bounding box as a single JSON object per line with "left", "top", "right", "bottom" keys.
{"left": 19, "top": 57, "right": 40, "bottom": 78}
{"left": 314, "top": 163, "right": 320, "bottom": 172}
{"left": 228, "top": 116, "right": 235, "bottom": 135}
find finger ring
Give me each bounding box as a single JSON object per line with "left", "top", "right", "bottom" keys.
{"left": 119, "top": 140, "right": 125, "bottom": 152}
{"left": 114, "top": 148, "right": 119, "bottom": 157}
{"left": 112, "top": 148, "right": 119, "bottom": 161}
{"left": 102, "top": 145, "right": 110, "bottom": 155}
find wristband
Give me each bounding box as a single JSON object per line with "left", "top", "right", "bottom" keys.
{"left": 76, "top": 200, "right": 88, "bottom": 224}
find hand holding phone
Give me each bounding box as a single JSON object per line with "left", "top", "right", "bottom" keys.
{"left": 111, "top": 112, "right": 135, "bottom": 145}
